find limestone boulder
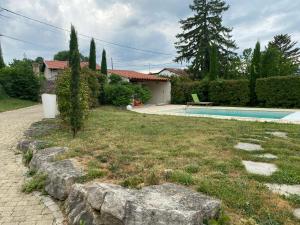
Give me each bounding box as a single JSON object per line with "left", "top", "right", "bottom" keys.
{"left": 66, "top": 182, "right": 221, "bottom": 225}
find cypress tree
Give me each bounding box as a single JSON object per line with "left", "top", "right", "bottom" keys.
{"left": 69, "top": 25, "right": 83, "bottom": 137}
{"left": 89, "top": 38, "right": 96, "bottom": 71}
{"left": 175, "top": 0, "right": 237, "bottom": 79}
{"left": 209, "top": 45, "right": 218, "bottom": 80}
{"left": 249, "top": 42, "right": 261, "bottom": 105}
{"left": 101, "top": 49, "right": 107, "bottom": 75}
{"left": 0, "top": 42, "right": 5, "bottom": 69}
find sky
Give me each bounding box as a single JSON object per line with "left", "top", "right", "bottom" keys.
{"left": 0, "top": 0, "right": 300, "bottom": 73}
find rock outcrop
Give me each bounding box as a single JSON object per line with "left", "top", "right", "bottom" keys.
{"left": 66, "top": 182, "right": 221, "bottom": 225}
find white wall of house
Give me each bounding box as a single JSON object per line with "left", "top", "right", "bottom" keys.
{"left": 137, "top": 81, "right": 171, "bottom": 105}
{"left": 158, "top": 70, "right": 176, "bottom": 77}
{"left": 45, "top": 67, "right": 60, "bottom": 80}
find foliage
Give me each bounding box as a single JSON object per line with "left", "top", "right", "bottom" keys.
{"left": 240, "top": 48, "right": 253, "bottom": 78}
{"left": 171, "top": 76, "right": 209, "bottom": 104}
{"left": 97, "top": 73, "right": 107, "bottom": 105}
{"left": 53, "top": 50, "right": 88, "bottom": 62}
{"left": 81, "top": 67, "right": 100, "bottom": 108}
{"left": 104, "top": 83, "right": 134, "bottom": 106}
{"left": 209, "top": 80, "right": 250, "bottom": 106}
{"left": 104, "top": 75, "right": 151, "bottom": 106}
{"left": 269, "top": 34, "right": 300, "bottom": 65}
{"left": 209, "top": 45, "right": 218, "bottom": 80}
{"left": 249, "top": 42, "right": 261, "bottom": 105}
{"left": 0, "top": 84, "right": 7, "bottom": 99}
{"left": 0, "top": 59, "right": 40, "bottom": 101}
{"left": 175, "top": 0, "right": 237, "bottom": 79}
{"left": 101, "top": 49, "right": 108, "bottom": 75}
{"left": 261, "top": 46, "right": 297, "bottom": 77}
{"left": 23, "top": 149, "right": 33, "bottom": 166}
{"left": 0, "top": 42, "right": 5, "bottom": 69}
{"left": 22, "top": 173, "right": 47, "bottom": 193}
{"left": 89, "top": 39, "right": 96, "bottom": 71}
{"left": 256, "top": 76, "right": 300, "bottom": 108}
{"left": 169, "top": 170, "right": 194, "bottom": 186}
{"left": 55, "top": 69, "right": 89, "bottom": 124}
{"left": 69, "top": 25, "right": 83, "bottom": 137}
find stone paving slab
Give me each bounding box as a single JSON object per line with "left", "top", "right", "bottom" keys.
{"left": 0, "top": 105, "right": 61, "bottom": 225}
{"left": 234, "top": 142, "right": 263, "bottom": 152}
{"left": 266, "top": 131, "right": 288, "bottom": 139}
{"left": 256, "top": 153, "right": 278, "bottom": 160}
{"left": 293, "top": 208, "right": 300, "bottom": 220}
{"left": 242, "top": 160, "right": 278, "bottom": 176}
{"left": 266, "top": 183, "right": 300, "bottom": 196}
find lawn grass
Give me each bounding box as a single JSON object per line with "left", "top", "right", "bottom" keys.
{"left": 0, "top": 98, "right": 37, "bottom": 112}
{"left": 35, "top": 107, "right": 300, "bottom": 224}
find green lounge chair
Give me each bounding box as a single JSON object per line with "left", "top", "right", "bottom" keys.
{"left": 187, "top": 94, "right": 213, "bottom": 106}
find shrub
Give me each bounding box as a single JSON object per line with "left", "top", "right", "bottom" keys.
{"left": 0, "top": 59, "right": 40, "bottom": 101}
{"left": 22, "top": 173, "right": 47, "bottom": 193}
{"left": 133, "top": 85, "right": 151, "bottom": 103}
{"left": 104, "top": 83, "right": 134, "bottom": 106}
{"left": 256, "top": 76, "right": 300, "bottom": 108}
{"left": 0, "top": 84, "right": 7, "bottom": 99}
{"left": 81, "top": 67, "right": 100, "bottom": 108}
{"left": 171, "top": 77, "right": 209, "bottom": 104}
{"left": 56, "top": 69, "right": 89, "bottom": 124}
{"left": 209, "top": 80, "right": 250, "bottom": 106}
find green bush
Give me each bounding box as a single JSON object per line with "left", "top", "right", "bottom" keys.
{"left": 209, "top": 80, "right": 250, "bottom": 106}
{"left": 0, "top": 84, "right": 7, "bottom": 99}
{"left": 256, "top": 76, "right": 300, "bottom": 108}
{"left": 104, "top": 83, "right": 134, "bottom": 106}
{"left": 133, "top": 84, "right": 151, "bottom": 103}
{"left": 56, "top": 69, "right": 89, "bottom": 123}
{"left": 171, "top": 77, "right": 209, "bottom": 104}
{"left": 0, "top": 59, "right": 40, "bottom": 101}
{"left": 81, "top": 67, "right": 100, "bottom": 108}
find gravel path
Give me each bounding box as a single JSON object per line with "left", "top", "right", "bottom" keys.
{"left": 0, "top": 105, "right": 57, "bottom": 225}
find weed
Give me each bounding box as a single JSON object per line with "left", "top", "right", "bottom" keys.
{"left": 169, "top": 170, "right": 194, "bottom": 186}
{"left": 22, "top": 173, "right": 47, "bottom": 193}
{"left": 185, "top": 164, "right": 200, "bottom": 174}
{"left": 121, "top": 175, "right": 144, "bottom": 188}
{"left": 144, "top": 170, "right": 160, "bottom": 185}
{"left": 23, "top": 150, "right": 33, "bottom": 166}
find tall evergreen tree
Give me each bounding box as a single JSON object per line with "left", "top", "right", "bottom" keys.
{"left": 89, "top": 39, "right": 96, "bottom": 71}
{"left": 249, "top": 42, "right": 261, "bottom": 105}
{"left": 175, "top": 0, "right": 237, "bottom": 79}
{"left": 101, "top": 49, "right": 107, "bottom": 75}
{"left": 69, "top": 25, "right": 83, "bottom": 137}
{"left": 0, "top": 42, "right": 5, "bottom": 69}
{"left": 269, "top": 34, "right": 300, "bottom": 65}
{"left": 209, "top": 44, "right": 218, "bottom": 80}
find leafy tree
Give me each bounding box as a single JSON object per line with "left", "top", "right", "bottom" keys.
{"left": 54, "top": 50, "right": 88, "bottom": 62}
{"left": 69, "top": 25, "right": 83, "bottom": 137}
{"left": 209, "top": 45, "right": 218, "bottom": 80}
{"left": 0, "top": 42, "right": 5, "bottom": 69}
{"left": 101, "top": 49, "right": 107, "bottom": 75}
{"left": 269, "top": 34, "right": 300, "bottom": 65}
{"left": 174, "top": 0, "right": 237, "bottom": 79}
{"left": 249, "top": 42, "right": 261, "bottom": 105}
{"left": 89, "top": 39, "right": 96, "bottom": 71}
{"left": 240, "top": 48, "right": 252, "bottom": 78}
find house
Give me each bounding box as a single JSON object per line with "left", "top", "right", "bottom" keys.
{"left": 157, "top": 68, "right": 189, "bottom": 77}
{"left": 43, "top": 60, "right": 171, "bottom": 105}
{"left": 108, "top": 70, "right": 171, "bottom": 105}
{"left": 43, "top": 60, "right": 101, "bottom": 80}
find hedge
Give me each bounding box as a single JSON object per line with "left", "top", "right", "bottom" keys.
{"left": 256, "top": 76, "right": 300, "bottom": 108}
{"left": 171, "top": 79, "right": 249, "bottom": 106}
{"left": 209, "top": 80, "right": 250, "bottom": 106}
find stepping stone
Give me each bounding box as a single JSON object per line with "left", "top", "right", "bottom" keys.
{"left": 294, "top": 208, "right": 300, "bottom": 220}
{"left": 266, "top": 131, "right": 288, "bottom": 139}
{"left": 256, "top": 153, "right": 278, "bottom": 160}
{"left": 242, "top": 161, "right": 278, "bottom": 176}
{"left": 234, "top": 142, "right": 263, "bottom": 152}
{"left": 266, "top": 184, "right": 300, "bottom": 196}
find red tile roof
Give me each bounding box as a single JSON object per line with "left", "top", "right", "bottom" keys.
{"left": 109, "top": 70, "right": 169, "bottom": 81}
{"left": 44, "top": 60, "right": 101, "bottom": 70}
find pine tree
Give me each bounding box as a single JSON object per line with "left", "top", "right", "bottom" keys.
{"left": 175, "top": 0, "right": 237, "bottom": 79}
{"left": 249, "top": 42, "right": 261, "bottom": 105}
{"left": 101, "top": 49, "right": 107, "bottom": 75}
{"left": 69, "top": 25, "right": 83, "bottom": 137}
{"left": 0, "top": 42, "right": 5, "bottom": 69}
{"left": 269, "top": 34, "right": 300, "bottom": 65}
{"left": 89, "top": 39, "right": 96, "bottom": 71}
{"left": 209, "top": 44, "right": 218, "bottom": 80}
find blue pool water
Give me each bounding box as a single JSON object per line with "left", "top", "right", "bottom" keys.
{"left": 177, "top": 108, "right": 292, "bottom": 119}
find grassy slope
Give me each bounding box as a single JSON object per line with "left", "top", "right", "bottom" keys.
{"left": 38, "top": 107, "right": 300, "bottom": 224}
{"left": 0, "top": 98, "right": 37, "bottom": 112}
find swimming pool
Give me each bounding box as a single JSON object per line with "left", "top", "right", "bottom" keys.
{"left": 177, "top": 108, "right": 292, "bottom": 119}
